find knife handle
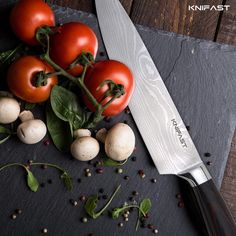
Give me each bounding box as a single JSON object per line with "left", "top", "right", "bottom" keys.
{"left": 181, "top": 166, "right": 236, "bottom": 236}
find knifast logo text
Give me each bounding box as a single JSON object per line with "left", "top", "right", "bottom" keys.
{"left": 171, "top": 119, "right": 188, "bottom": 148}
{"left": 188, "top": 5, "right": 230, "bottom": 11}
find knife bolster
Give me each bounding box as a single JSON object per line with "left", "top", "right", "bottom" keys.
{"left": 179, "top": 164, "right": 212, "bottom": 187}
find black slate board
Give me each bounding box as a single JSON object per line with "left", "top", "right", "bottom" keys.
{"left": 0, "top": 3, "right": 236, "bottom": 236}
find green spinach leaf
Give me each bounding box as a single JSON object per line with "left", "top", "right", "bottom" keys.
{"left": 85, "top": 195, "right": 99, "bottom": 219}
{"left": 102, "top": 156, "right": 128, "bottom": 167}
{"left": 26, "top": 169, "right": 39, "bottom": 192}
{"left": 85, "top": 185, "right": 121, "bottom": 219}
{"left": 50, "top": 85, "right": 85, "bottom": 130}
{"left": 140, "top": 198, "right": 152, "bottom": 215}
{"left": 61, "top": 172, "right": 73, "bottom": 191}
{"left": 46, "top": 103, "right": 73, "bottom": 152}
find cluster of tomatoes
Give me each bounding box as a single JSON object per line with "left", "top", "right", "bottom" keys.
{"left": 7, "top": 0, "right": 134, "bottom": 117}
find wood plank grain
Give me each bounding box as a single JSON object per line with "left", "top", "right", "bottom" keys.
{"left": 221, "top": 133, "right": 236, "bottom": 220}
{"left": 216, "top": 0, "right": 236, "bottom": 45}
{"left": 130, "top": 0, "right": 222, "bottom": 40}
{"left": 47, "top": 0, "right": 134, "bottom": 14}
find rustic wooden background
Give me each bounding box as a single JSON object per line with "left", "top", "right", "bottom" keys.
{"left": 48, "top": 0, "right": 236, "bottom": 220}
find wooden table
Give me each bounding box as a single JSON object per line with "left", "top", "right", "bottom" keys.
{"left": 48, "top": 0, "right": 236, "bottom": 220}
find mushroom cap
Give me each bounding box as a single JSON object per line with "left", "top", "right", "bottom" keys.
{"left": 105, "top": 123, "right": 135, "bottom": 161}
{"left": 95, "top": 128, "right": 107, "bottom": 143}
{"left": 17, "top": 119, "right": 47, "bottom": 144}
{"left": 71, "top": 136, "right": 99, "bottom": 161}
{"left": 0, "top": 97, "right": 20, "bottom": 124}
{"left": 73, "top": 129, "right": 91, "bottom": 139}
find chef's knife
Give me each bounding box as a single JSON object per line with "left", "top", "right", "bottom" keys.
{"left": 95, "top": 0, "right": 236, "bottom": 235}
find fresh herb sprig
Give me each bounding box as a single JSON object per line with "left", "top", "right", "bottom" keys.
{"left": 85, "top": 185, "right": 121, "bottom": 219}
{"left": 112, "top": 198, "right": 152, "bottom": 231}
{"left": 0, "top": 162, "right": 72, "bottom": 192}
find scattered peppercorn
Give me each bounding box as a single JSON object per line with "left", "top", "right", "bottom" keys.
{"left": 81, "top": 217, "right": 88, "bottom": 223}
{"left": 131, "top": 156, "right": 136, "bottom": 162}
{"left": 41, "top": 228, "right": 48, "bottom": 234}
{"left": 10, "top": 214, "right": 17, "bottom": 220}
{"left": 207, "top": 161, "right": 212, "bottom": 166}
{"left": 153, "top": 229, "right": 158, "bottom": 234}
{"left": 124, "top": 175, "right": 130, "bottom": 180}
{"left": 102, "top": 195, "right": 108, "bottom": 200}
{"left": 151, "top": 178, "right": 157, "bottom": 183}
{"left": 47, "top": 179, "right": 52, "bottom": 184}
{"left": 40, "top": 183, "right": 45, "bottom": 188}
{"left": 41, "top": 164, "right": 48, "bottom": 170}
{"left": 77, "top": 178, "right": 82, "bottom": 183}
{"left": 178, "top": 201, "right": 185, "bottom": 208}
{"left": 118, "top": 222, "right": 124, "bottom": 227}
{"left": 117, "top": 168, "right": 123, "bottom": 174}
{"left": 69, "top": 199, "right": 78, "bottom": 206}
{"left": 79, "top": 196, "right": 86, "bottom": 202}
{"left": 175, "top": 193, "right": 182, "bottom": 199}
{"left": 43, "top": 140, "right": 50, "bottom": 146}
{"left": 204, "top": 152, "right": 211, "bottom": 157}
{"left": 85, "top": 172, "right": 92, "bottom": 177}
{"left": 88, "top": 160, "right": 93, "bottom": 165}
{"left": 15, "top": 209, "right": 22, "bottom": 214}
{"left": 124, "top": 211, "right": 130, "bottom": 215}
{"left": 138, "top": 170, "right": 146, "bottom": 178}
{"left": 125, "top": 107, "right": 131, "bottom": 114}
{"left": 129, "top": 197, "right": 134, "bottom": 202}
{"left": 99, "top": 188, "right": 104, "bottom": 194}
{"left": 132, "top": 191, "right": 139, "bottom": 196}
{"left": 186, "top": 125, "right": 190, "bottom": 131}
{"left": 148, "top": 224, "right": 154, "bottom": 230}
{"left": 96, "top": 168, "right": 103, "bottom": 174}
{"left": 99, "top": 51, "right": 105, "bottom": 57}
{"left": 140, "top": 222, "right": 146, "bottom": 228}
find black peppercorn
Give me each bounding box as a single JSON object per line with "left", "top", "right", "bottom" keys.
{"left": 15, "top": 209, "right": 22, "bottom": 214}
{"left": 41, "top": 228, "right": 48, "bottom": 234}
{"left": 10, "top": 214, "right": 17, "bottom": 220}
{"left": 99, "top": 188, "right": 104, "bottom": 194}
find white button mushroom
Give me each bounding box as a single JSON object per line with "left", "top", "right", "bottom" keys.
{"left": 71, "top": 129, "right": 99, "bottom": 161}
{"left": 95, "top": 128, "right": 107, "bottom": 143}
{"left": 73, "top": 128, "right": 91, "bottom": 139}
{"left": 0, "top": 97, "right": 20, "bottom": 124}
{"left": 105, "top": 123, "right": 135, "bottom": 161}
{"left": 17, "top": 111, "right": 47, "bottom": 144}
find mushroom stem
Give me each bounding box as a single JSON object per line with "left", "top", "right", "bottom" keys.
{"left": 19, "top": 111, "right": 34, "bottom": 122}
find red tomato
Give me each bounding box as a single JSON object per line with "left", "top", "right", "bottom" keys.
{"left": 49, "top": 22, "right": 98, "bottom": 76}
{"left": 10, "top": 0, "right": 55, "bottom": 45}
{"left": 7, "top": 56, "right": 58, "bottom": 103}
{"left": 83, "top": 60, "right": 135, "bottom": 116}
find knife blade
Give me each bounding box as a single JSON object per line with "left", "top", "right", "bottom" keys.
{"left": 95, "top": 0, "right": 236, "bottom": 235}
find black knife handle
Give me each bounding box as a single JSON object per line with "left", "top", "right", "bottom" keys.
{"left": 189, "top": 179, "right": 236, "bottom": 236}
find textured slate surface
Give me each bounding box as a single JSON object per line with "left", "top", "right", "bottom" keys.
{"left": 0, "top": 3, "right": 236, "bottom": 236}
